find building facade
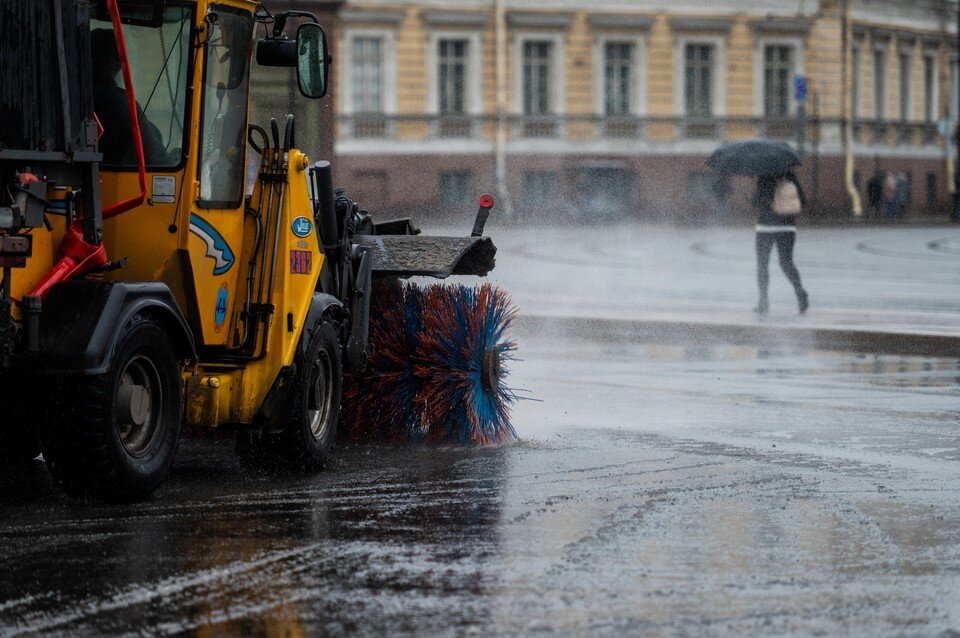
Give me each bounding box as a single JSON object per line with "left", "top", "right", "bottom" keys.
{"left": 330, "top": 0, "right": 959, "bottom": 221}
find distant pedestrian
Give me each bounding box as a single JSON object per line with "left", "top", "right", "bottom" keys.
{"left": 866, "top": 170, "right": 884, "bottom": 218}
{"left": 894, "top": 172, "right": 909, "bottom": 219}
{"left": 753, "top": 172, "right": 809, "bottom": 316}
{"left": 882, "top": 171, "right": 898, "bottom": 219}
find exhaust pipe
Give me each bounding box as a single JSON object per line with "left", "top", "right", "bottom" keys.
{"left": 311, "top": 160, "right": 340, "bottom": 264}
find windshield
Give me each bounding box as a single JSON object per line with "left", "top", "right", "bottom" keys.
{"left": 90, "top": 5, "right": 192, "bottom": 169}
{"left": 197, "top": 6, "right": 254, "bottom": 208}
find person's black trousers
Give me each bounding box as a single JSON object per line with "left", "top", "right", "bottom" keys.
{"left": 756, "top": 231, "right": 804, "bottom": 303}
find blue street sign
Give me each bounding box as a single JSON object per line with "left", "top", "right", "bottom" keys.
{"left": 794, "top": 75, "right": 808, "bottom": 103}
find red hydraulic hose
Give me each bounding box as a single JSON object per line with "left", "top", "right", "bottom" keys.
{"left": 101, "top": 0, "right": 147, "bottom": 220}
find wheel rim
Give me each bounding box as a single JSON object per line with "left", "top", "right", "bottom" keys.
{"left": 115, "top": 355, "right": 162, "bottom": 457}
{"left": 307, "top": 348, "right": 334, "bottom": 441}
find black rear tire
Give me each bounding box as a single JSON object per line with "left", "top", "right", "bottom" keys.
{"left": 237, "top": 319, "right": 342, "bottom": 472}
{"left": 0, "top": 382, "right": 43, "bottom": 463}
{"left": 40, "top": 315, "right": 183, "bottom": 501}
{"left": 0, "top": 426, "right": 41, "bottom": 464}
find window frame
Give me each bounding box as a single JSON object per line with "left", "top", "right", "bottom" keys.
{"left": 921, "top": 53, "right": 936, "bottom": 123}
{"left": 512, "top": 31, "right": 565, "bottom": 116}
{"left": 195, "top": 3, "right": 254, "bottom": 210}
{"left": 754, "top": 37, "right": 803, "bottom": 118}
{"left": 92, "top": 1, "right": 196, "bottom": 173}
{"left": 594, "top": 34, "right": 646, "bottom": 117}
{"left": 439, "top": 170, "right": 474, "bottom": 209}
{"left": 873, "top": 45, "right": 888, "bottom": 120}
{"left": 674, "top": 34, "right": 726, "bottom": 118}
{"left": 852, "top": 44, "right": 862, "bottom": 119}
{"left": 898, "top": 47, "right": 913, "bottom": 122}
{"left": 341, "top": 27, "right": 398, "bottom": 116}
{"left": 522, "top": 170, "right": 558, "bottom": 209}
{"left": 426, "top": 30, "right": 483, "bottom": 116}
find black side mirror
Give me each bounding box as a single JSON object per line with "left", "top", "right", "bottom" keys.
{"left": 296, "top": 22, "right": 329, "bottom": 99}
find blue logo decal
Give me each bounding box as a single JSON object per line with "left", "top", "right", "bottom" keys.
{"left": 189, "top": 214, "right": 235, "bottom": 276}
{"left": 215, "top": 285, "right": 229, "bottom": 331}
{"left": 292, "top": 216, "right": 313, "bottom": 238}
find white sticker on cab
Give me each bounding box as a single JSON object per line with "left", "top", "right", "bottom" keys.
{"left": 152, "top": 176, "right": 176, "bottom": 204}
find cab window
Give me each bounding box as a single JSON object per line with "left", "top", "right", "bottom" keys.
{"left": 90, "top": 6, "right": 192, "bottom": 169}
{"left": 197, "top": 7, "right": 254, "bottom": 208}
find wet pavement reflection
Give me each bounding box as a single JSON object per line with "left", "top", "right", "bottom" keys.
{"left": 1, "top": 338, "right": 958, "bottom": 636}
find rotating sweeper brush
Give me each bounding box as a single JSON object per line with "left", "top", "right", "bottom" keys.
{"left": 341, "top": 281, "right": 517, "bottom": 445}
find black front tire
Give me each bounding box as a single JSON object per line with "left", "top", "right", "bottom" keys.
{"left": 237, "top": 319, "right": 342, "bottom": 472}
{"left": 40, "top": 315, "right": 183, "bottom": 501}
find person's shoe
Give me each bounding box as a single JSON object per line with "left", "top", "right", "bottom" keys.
{"left": 797, "top": 289, "right": 809, "bottom": 315}
{"left": 753, "top": 300, "right": 769, "bottom": 316}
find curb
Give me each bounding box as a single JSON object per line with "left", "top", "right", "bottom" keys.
{"left": 515, "top": 314, "right": 960, "bottom": 357}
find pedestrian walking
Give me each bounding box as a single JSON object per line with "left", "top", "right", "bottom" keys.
{"left": 753, "top": 172, "right": 809, "bottom": 316}
{"left": 894, "top": 172, "right": 910, "bottom": 219}
{"left": 882, "top": 171, "right": 898, "bottom": 219}
{"left": 866, "top": 170, "right": 883, "bottom": 218}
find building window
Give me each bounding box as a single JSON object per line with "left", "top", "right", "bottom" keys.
{"left": 926, "top": 173, "right": 937, "bottom": 206}
{"left": 899, "top": 52, "right": 911, "bottom": 121}
{"left": 685, "top": 43, "right": 714, "bottom": 117}
{"left": 605, "top": 42, "right": 634, "bottom": 116}
{"left": 852, "top": 46, "right": 861, "bottom": 119}
{"left": 763, "top": 45, "right": 793, "bottom": 118}
{"left": 873, "top": 49, "right": 887, "bottom": 120}
{"left": 923, "top": 55, "right": 936, "bottom": 123}
{"left": 578, "top": 168, "right": 637, "bottom": 218}
{"left": 439, "top": 171, "right": 473, "bottom": 209}
{"left": 352, "top": 37, "right": 383, "bottom": 113}
{"left": 523, "top": 171, "right": 557, "bottom": 210}
{"left": 523, "top": 41, "right": 553, "bottom": 116}
{"left": 438, "top": 39, "right": 467, "bottom": 116}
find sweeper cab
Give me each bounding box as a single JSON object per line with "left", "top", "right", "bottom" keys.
{"left": 0, "top": 0, "right": 503, "bottom": 500}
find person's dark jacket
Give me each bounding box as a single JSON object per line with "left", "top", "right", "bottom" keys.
{"left": 866, "top": 174, "right": 883, "bottom": 208}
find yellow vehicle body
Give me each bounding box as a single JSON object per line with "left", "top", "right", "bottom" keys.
{"left": 9, "top": 0, "right": 321, "bottom": 428}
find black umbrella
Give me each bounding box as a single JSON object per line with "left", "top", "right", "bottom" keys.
{"left": 707, "top": 139, "right": 800, "bottom": 177}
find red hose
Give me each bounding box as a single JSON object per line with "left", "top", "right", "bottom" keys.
{"left": 101, "top": 0, "right": 147, "bottom": 220}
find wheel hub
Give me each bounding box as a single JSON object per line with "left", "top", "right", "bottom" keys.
{"left": 481, "top": 348, "right": 501, "bottom": 392}
{"left": 118, "top": 384, "right": 151, "bottom": 426}
{"left": 115, "top": 355, "right": 162, "bottom": 457}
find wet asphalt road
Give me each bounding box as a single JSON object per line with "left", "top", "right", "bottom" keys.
{"left": 1, "top": 328, "right": 959, "bottom": 636}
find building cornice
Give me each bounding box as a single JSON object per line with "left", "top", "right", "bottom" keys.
{"left": 587, "top": 14, "right": 654, "bottom": 29}
{"left": 422, "top": 11, "right": 488, "bottom": 27}
{"left": 668, "top": 17, "right": 735, "bottom": 33}
{"left": 340, "top": 8, "right": 405, "bottom": 24}
{"left": 506, "top": 12, "right": 574, "bottom": 29}
{"left": 750, "top": 17, "right": 810, "bottom": 36}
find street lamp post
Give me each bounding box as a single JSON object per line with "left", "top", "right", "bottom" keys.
{"left": 954, "top": 0, "right": 960, "bottom": 221}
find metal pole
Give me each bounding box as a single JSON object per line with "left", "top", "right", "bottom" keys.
{"left": 954, "top": 0, "right": 960, "bottom": 220}
{"left": 494, "top": 0, "right": 511, "bottom": 219}
{"left": 841, "top": 0, "right": 863, "bottom": 216}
